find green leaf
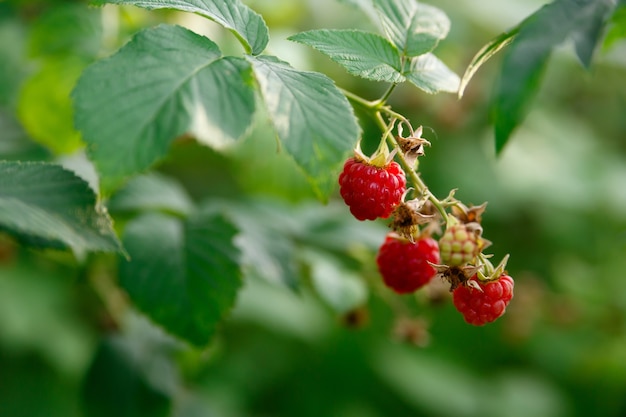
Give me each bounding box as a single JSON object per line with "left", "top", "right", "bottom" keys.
{"left": 304, "top": 250, "right": 368, "bottom": 314}
{"left": 288, "top": 29, "right": 404, "bottom": 83}
{"left": 0, "top": 20, "right": 28, "bottom": 107}
{"left": 18, "top": 58, "right": 84, "bottom": 154}
{"left": 604, "top": 4, "right": 626, "bottom": 49}
{"left": 0, "top": 161, "right": 123, "bottom": 257}
{"left": 570, "top": 0, "right": 616, "bottom": 67}
{"left": 458, "top": 28, "right": 518, "bottom": 99}
{"left": 493, "top": 0, "right": 613, "bottom": 153}
{"left": 373, "top": 0, "right": 450, "bottom": 57}
{"left": 82, "top": 338, "right": 171, "bottom": 417}
{"left": 248, "top": 55, "right": 361, "bottom": 199}
{"left": 28, "top": 3, "right": 102, "bottom": 59}
{"left": 403, "top": 53, "right": 460, "bottom": 94}
{"left": 73, "top": 24, "right": 256, "bottom": 193}
{"left": 108, "top": 172, "right": 194, "bottom": 216}
{"left": 119, "top": 210, "right": 241, "bottom": 346}
{"left": 94, "top": 0, "right": 268, "bottom": 55}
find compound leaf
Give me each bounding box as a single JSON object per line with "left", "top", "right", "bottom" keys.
{"left": 249, "top": 55, "right": 361, "bottom": 200}
{"left": 73, "top": 24, "right": 255, "bottom": 193}
{"left": 289, "top": 29, "right": 404, "bottom": 83}
{"left": 93, "top": 0, "right": 268, "bottom": 55}
{"left": 374, "top": 0, "right": 450, "bottom": 57}
{"left": 403, "top": 53, "right": 460, "bottom": 94}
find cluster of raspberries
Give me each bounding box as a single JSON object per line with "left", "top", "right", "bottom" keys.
{"left": 339, "top": 156, "right": 514, "bottom": 326}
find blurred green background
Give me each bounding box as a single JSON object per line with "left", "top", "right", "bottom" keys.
{"left": 1, "top": 0, "right": 626, "bottom": 416}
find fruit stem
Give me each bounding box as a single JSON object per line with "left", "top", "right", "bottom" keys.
{"left": 340, "top": 88, "right": 379, "bottom": 109}
{"left": 374, "top": 112, "right": 450, "bottom": 224}
{"left": 373, "top": 84, "right": 398, "bottom": 108}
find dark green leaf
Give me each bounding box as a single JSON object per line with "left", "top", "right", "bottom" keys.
{"left": 373, "top": 0, "right": 450, "bottom": 57}
{"left": 82, "top": 338, "right": 171, "bottom": 417}
{"left": 94, "top": 0, "right": 268, "bottom": 55}
{"left": 18, "top": 58, "right": 84, "bottom": 154}
{"left": 493, "top": 0, "right": 615, "bottom": 153}
{"left": 73, "top": 25, "right": 256, "bottom": 193}
{"left": 458, "top": 28, "right": 518, "bottom": 98}
{"left": 28, "top": 3, "right": 102, "bottom": 59}
{"left": 108, "top": 172, "right": 194, "bottom": 216}
{"left": 248, "top": 55, "right": 361, "bottom": 199}
{"left": 288, "top": 29, "right": 404, "bottom": 83}
{"left": 403, "top": 53, "right": 460, "bottom": 94}
{"left": 119, "top": 210, "right": 241, "bottom": 346}
{"left": 0, "top": 161, "right": 123, "bottom": 257}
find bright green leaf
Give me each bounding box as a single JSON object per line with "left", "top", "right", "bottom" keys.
{"left": 374, "top": 0, "right": 450, "bottom": 57}
{"left": 493, "top": 0, "right": 612, "bottom": 153}
{"left": 458, "top": 28, "right": 518, "bottom": 98}
{"left": 18, "top": 58, "right": 84, "bottom": 154}
{"left": 94, "top": 0, "right": 269, "bottom": 55}
{"left": 288, "top": 29, "right": 405, "bottom": 83}
{"left": 604, "top": 5, "right": 626, "bottom": 49}
{"left": 0, "top": 161, "right": 123, "bottom": 257}
{"left": 403, "top": 53, "right": 460, "bottom": 94}
{"left": 248, "top": 55, "right": 361, "bottom": 199}
{"left": 108, "top": 172, "right": 194, "bottom": 216}
{"left": 119, "top": 210, "right": 241, "bottom": 346}
{"left": 73, "top": 24, "right": 256, "bottom": 193}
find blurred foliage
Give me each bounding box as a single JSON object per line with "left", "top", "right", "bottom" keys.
{"left": 1, "top": 0, "right": 626, "bottom": 416}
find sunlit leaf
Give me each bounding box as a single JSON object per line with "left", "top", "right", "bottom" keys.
{"left": 73, "top": 25, "right": 255, "bottom": 193}
{"left": 18, "top": 58, "right": 84, "bottom": 154}
{"left": 289, "top": 29, "right": 405, "bottom": 83}
{"left": 458, "top": 28, "right": 518, "bottom": 98}
{"left": 403, "top": 53, "right": 460, "bottom": 94}
{"left": 94, "top": 0, "right": 268, "bottom": 55}
{"left": 248, "top": 55, "right": 361, "bottom": 200}
{"left": 374, "top": 0, "right": 450, "bottom": 57}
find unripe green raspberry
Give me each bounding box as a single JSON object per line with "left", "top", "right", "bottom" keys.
{"left": 438, "top": 224, "right": 479, "bottom": 266}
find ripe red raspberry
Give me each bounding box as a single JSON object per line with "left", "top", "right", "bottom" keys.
{"left": 339, "top": 157, "right": 406, "bottom": 221}
{"left": 376, "top": 234, "right": 440, "bottom": 294}
{"left": 452, "top": 274, "right": 514, "bottom": 325}
{"left": 438, "top": 224, "right": 480, "bottom": 266}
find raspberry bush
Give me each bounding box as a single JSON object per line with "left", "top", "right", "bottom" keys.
{"left": 3, "top": 0, "right": 625, "bottom": 415}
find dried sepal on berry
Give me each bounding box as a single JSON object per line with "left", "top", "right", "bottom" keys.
{"left": 451, "top": 201, "right": 488, "bottom": 225}
{"left": 389, "top": 199, "right": 436, "bottom": 241}
{"left": 396, "top": 124, "right": 431, "bottom": 169}
{"left": 429, "top": 262, "right": 482, "bottom": 291}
